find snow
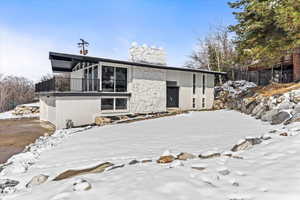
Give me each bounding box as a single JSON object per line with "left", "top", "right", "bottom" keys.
{"left": 1, "top": 110, "right": 300, "bottom": 199}
{"left": 0, "top": 102, "right": 39, "bottom": 120}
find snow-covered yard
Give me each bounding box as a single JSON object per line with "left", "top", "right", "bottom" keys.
{"left": 2, "top": 110, "right": 300, "bottom": 200}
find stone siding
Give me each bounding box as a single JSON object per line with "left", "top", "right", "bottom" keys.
{"left": 130, "top": 67, "right": 167, "bottom": 113}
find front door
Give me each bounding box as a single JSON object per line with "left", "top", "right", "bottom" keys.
{"left": 167, "top": 87, "right": 179, "bottom": 108}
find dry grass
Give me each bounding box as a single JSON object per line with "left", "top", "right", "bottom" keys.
{"left": 253, "top": 82, "right": 300, "bottom": 97}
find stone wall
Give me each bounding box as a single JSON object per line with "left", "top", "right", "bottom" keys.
{"left": 130, "top": 66, "right": 167, "bottom": 113}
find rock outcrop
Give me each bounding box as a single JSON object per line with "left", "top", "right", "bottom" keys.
{"left": 214, "top": 81, "right": 300, "bottom": 125}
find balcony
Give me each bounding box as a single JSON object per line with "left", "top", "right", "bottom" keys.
{"left": 35, "top": 77, "right": 100, "bottom": 93}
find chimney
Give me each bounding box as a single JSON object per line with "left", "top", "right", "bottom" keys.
{"left": 293, "top": 48, "right": 300, "bottom": 81}
{"left": 129, "top": 42, "right": 167, "bottom": 65}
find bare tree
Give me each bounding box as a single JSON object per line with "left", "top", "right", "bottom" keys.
{"left": 0, "top": 74, "right": 35, "bottom": 112}
{"left": 186, "top": 25, "right": 237, "bottom": 84}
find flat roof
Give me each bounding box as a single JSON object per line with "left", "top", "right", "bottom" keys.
{"left": 49, "top": 52, "right": 227, "bottom": 75}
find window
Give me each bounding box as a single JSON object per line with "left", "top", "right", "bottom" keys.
{"left": 102, "top": 66, "right": 115, "bottom": 92}
{"left": 202, "top": 98, "right": 205, "bottom": 108}
{"left": 102, "top": 66, "right": 127, "bottom": 92}
{"left": 115, "top": 98, "right": 127, "bottom": 110}
{"left": 116, "top": 67, "right": 127, "bottom": 92}
{"left": 101, "top": 98, "right": 114, "bottom": 110}
{"left": 93, "top": 66, "right": 99, "bottom": 91}
{"left": 192, "top": 98, "right": 195, "bottom": 108}
{"left": 193, "top": 74, "right": 196, "bottom": 94}
{"left": 202, "top": 74, "right": 206, "bottom": 95}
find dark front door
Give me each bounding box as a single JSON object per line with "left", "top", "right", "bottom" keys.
{"left": 167, "top": 87, "right": 179, "bottom": 108}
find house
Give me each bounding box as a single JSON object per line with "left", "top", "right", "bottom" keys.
{"left": 36, "top": 51, "right": 225, "bottom": 129}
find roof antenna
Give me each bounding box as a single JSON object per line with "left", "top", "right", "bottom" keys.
{"left": 77, "top": 39, "right": 89, "bottom": 55}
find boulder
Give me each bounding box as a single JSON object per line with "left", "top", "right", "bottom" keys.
{"left": 157, "top": 155, "right": 175, "bottom": 164}
{"left": 72, "top": 178, "right": 91, "bottom": 191}
{"left": 176, "top": 152, "right": 196, "bottom": 160}
{"left": 278, "top": 102, "right": 294, "bottom": 110}
{"left": 0, "top": 179, "right": 19, "bottom": 190}
{"left": 26, "top": 174, "right": 49, "bottom": 188}
{"left": 199, "top": 151, "right": 221, "bottom": 159}
{"left": 261, "top": 109, "right": 279, "bottom": 122}
{"left": 128, "top": 159, "right": 140, "bottom": 165}
{"left": 53, "top": 162, "right": 113, "bottom": 181}
{"left": 95, "top": 117, "right": 111, "bottom": 126}
{"left": 284, "top": 113, "right": 300, "bottom": 125}
{"left": 271, "top": 111, "right": 292, "bottom": 125}
{"left": 292, "top": 103, "right": 300, "bottom": 114}
{"left": 280, "top": 132, "right": 288, "bottom": 136}
{"left": 231, "top": 137, "right": 262, "bottom": 152}
{"left": 217, "top": 167, "right": 230, "bottom": 176}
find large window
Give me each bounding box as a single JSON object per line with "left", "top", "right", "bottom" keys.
{"left": 102, "top": 66, "right": 115, "bottom": 92}
{"left": 101, "top": 98, "right": 114, "bottom": 110}
{"left": 102, "top": 66, "right": 127, "bottom": 92}
{"left": 101, "top": 98, "right": 128, "bottom": 111}
{"left": 115, "top": 98, "right": 127, "bottom": 110}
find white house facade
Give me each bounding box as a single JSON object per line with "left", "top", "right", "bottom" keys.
{"left": 36, "top": 52, "right": 226, "bottom": 129}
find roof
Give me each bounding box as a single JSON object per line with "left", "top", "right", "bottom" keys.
{"left": 49, "top": 52, "right": 227, "bottom": 75}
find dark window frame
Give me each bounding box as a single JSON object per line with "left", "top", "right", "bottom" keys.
{"left": 101, "top": 98, "right": 114, "bottom": 110}
{"left": 192, "top": 98, "right": 195, "bottom": 108}
{"left": 101, "top": 66, "right": 127, "bottom": 93}
{"left": 193, "top": 74, "right": 196, "bottom": 94}
{"left": 202, "top": 74, "right": 205, "bottom": 95}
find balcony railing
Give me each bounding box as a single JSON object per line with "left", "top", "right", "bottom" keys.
{"left": 35, "top": 77, "right": 100, "bottom": 93}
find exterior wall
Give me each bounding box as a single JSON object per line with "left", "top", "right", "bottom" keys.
{"left": 39, "top": 96, "right": 56, "bottom": 125}
{"left": 130, "top": 66, "right": 167, "bottom": 113}
{"left": 166, "top": 70, "right": 215, "bottom": 110}
{"left": 55, "top": 96, "right": 101, "bottom": 129}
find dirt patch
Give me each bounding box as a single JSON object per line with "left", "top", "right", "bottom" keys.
{"left": 0, "top": 119, "right": 55, "bottom": 164}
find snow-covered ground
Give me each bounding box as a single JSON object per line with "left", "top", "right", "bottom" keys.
{"left": 0, "top": 103, "right": 39, "bottom": 120}
{"left": 1, "top": 110, "right": 300, "bottom": 200}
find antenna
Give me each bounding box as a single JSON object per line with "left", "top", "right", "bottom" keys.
{"left": 77, "top": 39, "right": 89, "bottom": 55}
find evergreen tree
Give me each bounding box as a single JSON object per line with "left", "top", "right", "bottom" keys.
{"left": 228, "top": 0, "right": 300, "bottom": 64}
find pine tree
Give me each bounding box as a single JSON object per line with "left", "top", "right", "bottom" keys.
{"left": 228, "top": 0, "right": 300, "bottom": 64}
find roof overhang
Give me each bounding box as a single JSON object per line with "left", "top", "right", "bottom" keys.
{"left": 49, "top": 52, "right": 227, "bottom": 75}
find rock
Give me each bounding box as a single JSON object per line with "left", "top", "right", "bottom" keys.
{"left": 292, "top": 103, "right": 300, "bottom": 114}
{"left": 271, "top": 111, "right": 292, "bottom": 125}
{"left": 157, "top": 155, "right": 175, "bottom": 164}
{"left": 72, "top": 178, "right": 91, "bottom": 191}
{"left": 141, "top": 159, "right": 152, "bottom": 163}
{"left": 199, "top": 151, "right": 221, "bottom": 159}
{"left": 107, "top": 164, "right": 125, "bottom": 171}
{"left": 0, "top": 179, "right": 19, "bottom": 190}
{"left": 128, "top": 159, "right": 139, "bottom": 165}
{"left": 26, "top": 174, "right": 49, "bottom": 188}
{"left": 280, "top": 132, "right": 288, "bottom": 136}
{"left": 261, "top": 109, "right": 279, "bottom": 122}
{"left": 94, "top": 117, "right": 111, "bottom": 126}
{"left": 176, "top": 152, "right": 196, "bottom": 160}
{"left": 217, "top": 167, "right": 230, "bottom": 176}
{"left": 53, "top": 162, "right": 113, "bottom": 181}
{"left": 261, "top": 133, "right": 272, "bottom": 140}
{"left": 284, "top": 113, "right": 300, "bottom": 125}
{"left": 191, "top": 163, "right": 206, "bottom": 171}
{"left": 278, "top": 102, "right": 293, "bottom": 110}
{"left": 231, "top": 137, "right": 262, "bottom": 152}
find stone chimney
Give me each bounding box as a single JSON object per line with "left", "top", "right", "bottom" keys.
{"left": 293, "top": 48, "right": 300, "bottom": 81}
{"left": 129, "top": 42, "right": 167, "bottom": 65}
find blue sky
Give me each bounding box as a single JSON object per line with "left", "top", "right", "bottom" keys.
{"left": 0, "top": 0, "right": 236, "bottom": 81}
